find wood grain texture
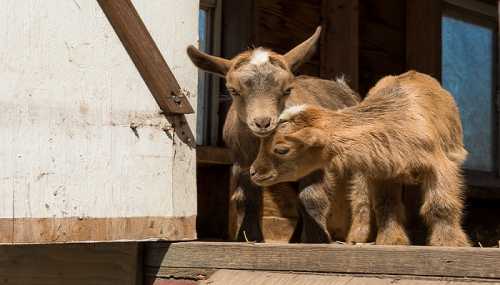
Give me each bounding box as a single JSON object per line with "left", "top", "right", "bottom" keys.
{"left": 359, "top": 0, "right": 406, "bottom": 95}
{"left": 145, "top": 266, "right": 216, "bottom": 280}
{"left": 255, "top": 0, "right": 321, "bottom": 76}
{"left": 406, "top": 0, "right": 442, "bottom": 79}
{"left": 198, "top": 269, "right": 500, "bottom": 285}
{"left": 321, "top": 0, "right": 359, "bottom": 89}
{"left": 196, "top": 146, "right": 232, "bottom": 165}
{"left": 261, "top": 184, "right": 299, "bottom": 242}
{"left": 145, "top": 278, "right": 197, "bottom": 285}
{"left": 0, "top": 243, "right": 139, "bottom": 285}
{"left": 97, "top": 0, "right": 193, "bottom": 114}
{"left": 146, "top": 242, "right": 500, "bottom": 279}
{"left": 0, "top": 216, "right": 195, "bottom": 243}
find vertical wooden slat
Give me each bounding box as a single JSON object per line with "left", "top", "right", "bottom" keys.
{"left": 222, "top": 0, "right": 255, "bottom": 58}
{"left": 406, "top": 0, "right": 442, "bottom": 79}
{"left": 97, "top": 0, "right": 194, "bottom": 114}
{"left": 209, "top": 0, "right": 223, "bottom": 145}
{"left": 320, "top": 0, "right": 359, "bottom": 90}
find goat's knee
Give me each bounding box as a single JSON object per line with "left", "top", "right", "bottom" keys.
{"left": 346, "top": 174, "right": 374, "bottom": 244}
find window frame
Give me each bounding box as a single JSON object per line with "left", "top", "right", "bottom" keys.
{"left": 442, "top": 0, "right": 499, "bottom": 192}
{"left": 198, "top": 0, "right": 222, "bottom": 146}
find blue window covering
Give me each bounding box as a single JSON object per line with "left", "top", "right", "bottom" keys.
{"left": 197, "top": 10, "right": 208, "bottom": 145}
{"left": 442, "top": 14, "right": 495, "bottom": 171}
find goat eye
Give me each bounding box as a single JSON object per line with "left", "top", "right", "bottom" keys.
{"left": 227, "top": 88, "right": 240, "bottom": 97}
{"left": 283, "top": 88, "right": 292, "bottom": 96}
{"left": 274, "top": 146, "right": 290, "bottom": 155}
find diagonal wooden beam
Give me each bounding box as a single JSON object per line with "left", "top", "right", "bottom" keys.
{"left": 97, "top": 0, "right": 194, "bottom": 114}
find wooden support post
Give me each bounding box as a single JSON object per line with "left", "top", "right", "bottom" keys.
{"left": 406, "top": 0, "right": 442, "bottom": 79}
{"left": 97, "top": 0, "right": 194, "bottom": 114}
{"left": 320, "top": 0, "right": 359, "bottom": 90}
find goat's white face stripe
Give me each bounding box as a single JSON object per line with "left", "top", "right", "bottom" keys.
{"left": 279, "top": 105, "right": 308, "bottom": 122}
{"left": 250, "top": 48, "right": 270, "bottom": 65}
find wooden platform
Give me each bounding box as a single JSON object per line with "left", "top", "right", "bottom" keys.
{"left": 145, "top": 242, "right": 500, "bottom": 284}
{"left": 198, "top": 269, "right": 500, "bottom": 285}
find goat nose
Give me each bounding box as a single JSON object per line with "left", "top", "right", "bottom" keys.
{"left": 249, "top": 167, "right": 257, "bottom": 177}
{"left": 254, "top": 117, "right": 271, "bottom": 129}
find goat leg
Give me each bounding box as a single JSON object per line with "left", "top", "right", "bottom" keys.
{"left": 232, "top": 167, "right": 264, "bottom": 242}
{"left": 297, "top": 171, "right": 332, "bottom": 243}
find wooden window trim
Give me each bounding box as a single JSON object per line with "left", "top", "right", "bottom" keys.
{"left": 444, "top": 0, "right": 498, "bottom": 18}
{"left": 198, "top": 0, "right": 222, "bottom": 146}
{"left": 200, "top": 0, "right": 217, "bottom": 9}
{"left": 441, "top": 0, "right": 500, "bottom": 195}
{"left": 407, "top": 0, "right": 500, "bottom": 197}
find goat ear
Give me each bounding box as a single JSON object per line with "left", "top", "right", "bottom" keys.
{"left": 187, "top": 45, "right": 232, "bottom": 77}
{"left": 284, "top": 26, "right": 321, "bottom": 72}
{"left": 285, "top": 127, "right": 327, "bottom": 147}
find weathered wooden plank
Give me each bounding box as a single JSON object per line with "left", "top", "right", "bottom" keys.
{"left": 406, "top": 0, "right": 442, "bottom": 79}
{"left": 145, "top": 266, "right": 216, "bottom": 280}
{"left": 147, "top": 268, "right": 500, "bottom": 285}
{"left": 145, "top": 242, "right": 500, "bottom": 279}
{"left": 358, "top": 0, "right": 406, "bottom": 94}
{"left": 254, "top": 0, "right": 321, "bottom": 76}
{"left": 97, "top": 0, "right": 194, "bottom": 114}
{"left": 152, "top": 269, "right": 500, "bottom": 285}
{"left": 196, "top": 146, "right": 232, "bottom": 165}
{"left": 0, "top": 243, "right": 139, "bottom": 285}
{"left": 199, "top": 269, "right": 353, "bottom": 285}
{"left": 200, "top": 0, "right": 217, "bottom": 9}
{"left": 5, "top": 216, "right": 195, "bottom": 244}
{"left": 321, "top": 0, "right": 359, "bottom": 89}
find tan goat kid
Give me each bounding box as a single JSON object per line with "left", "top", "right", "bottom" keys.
{"left": 251, "top": 71, "right": 471, "bottom": 246}
{"left": 187, "top": 27, "right": 372, "bottom": 243}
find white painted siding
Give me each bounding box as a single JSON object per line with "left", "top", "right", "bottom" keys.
{"left": 0, "top": 0, "right": 198, "bottom": 224}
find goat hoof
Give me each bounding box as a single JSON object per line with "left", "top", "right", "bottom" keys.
{"left": 346, "top": 225, "right": 371, "bottom": 244}
{"left": 429, "top": 226, "right": 471, "bottom": 247}
{"left": 375, "top": 229, "right": 410, "bottom": 246}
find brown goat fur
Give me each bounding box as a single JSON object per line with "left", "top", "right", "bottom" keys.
{"left": 251, "top": 71, "right": 471, "bottom": 246}
{"left": 187, "top": 27, "right": 373, "bottom": 243}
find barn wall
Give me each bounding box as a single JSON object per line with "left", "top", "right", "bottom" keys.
{"left": 359, "top": 0, "right": 406, "bottom": 95}
{"left": 0, "top": 0, "right": 198, "bottom": 243}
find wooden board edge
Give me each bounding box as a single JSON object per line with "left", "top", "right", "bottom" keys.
{"left": 144, "top": 266, "right": 217, "bottom": 280}
{"left": 145, "top": 242, "right": 500, "bottom": 280}
{"left": 0, "top": 216, "right": 196, "bottom": 244}
{"left": 196, "top": 146, "right": 232, "bottom": 165}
